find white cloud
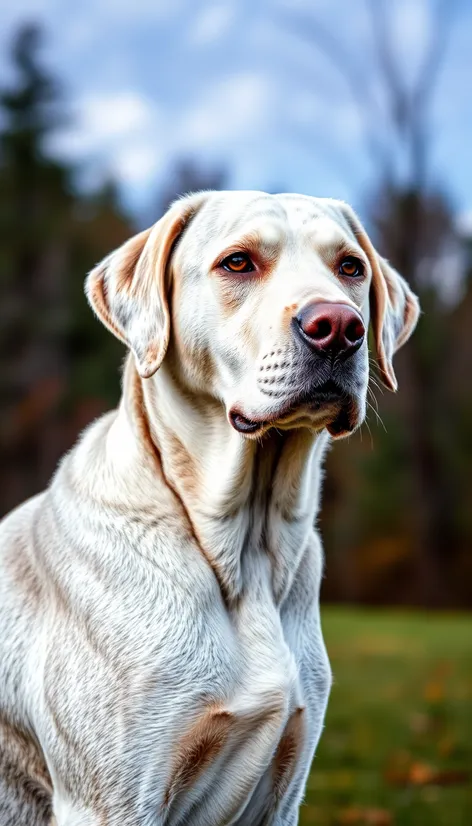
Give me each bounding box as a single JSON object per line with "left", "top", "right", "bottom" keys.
{"left": 46, "top": 73, "right": 274, "bottom": 192}
{"left": 178, "top": 72, "right": 273, "bottom": 148}
{"left": 189, "top": 3, "right": 235, "bottom": 46}
{"left": 80, "top": 92, "right": 154, "bottom": 143}
{"left": 48, "top": 91, "right": 164, "bottom": 186}
{"left": 113, "top": 142, "right": 162, "bottom": 185}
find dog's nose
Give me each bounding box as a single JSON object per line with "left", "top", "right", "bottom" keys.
{"left": 296, "top": 301, "right": 365, "bottom": 359}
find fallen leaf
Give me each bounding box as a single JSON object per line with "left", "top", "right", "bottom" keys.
{"left": 337, "top": 806, "right": 393, "bottom": 825}
{"left": 423, "top": 681, "right": 445, "bottom": 703}
{"left": 385, "top": 760, "right": 470, "bottom": 787}
{"left": 409, "top": 762, "right": 436, "bottom": 785}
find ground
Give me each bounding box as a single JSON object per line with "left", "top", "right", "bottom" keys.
{"left": 301, "top": 608, "right": 472, "bottom": 826}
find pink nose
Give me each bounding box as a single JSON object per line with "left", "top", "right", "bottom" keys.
{"left": 296, "top": 301, "right": 365, "bottom": 359}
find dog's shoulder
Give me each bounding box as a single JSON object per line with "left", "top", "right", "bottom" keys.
{"left": 0, "top": 493, "right": 49, "bottom": 732}
{"left": 0, "top": 492, "right": 47, "bottom": 609}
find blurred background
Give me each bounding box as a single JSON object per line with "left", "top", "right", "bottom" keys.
{"left": 0, "top": 1, "right": 471, "bottom": 823}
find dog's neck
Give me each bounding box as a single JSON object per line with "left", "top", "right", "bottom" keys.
{"left": 123, "top": 356, "right": 328, "bottom": 603}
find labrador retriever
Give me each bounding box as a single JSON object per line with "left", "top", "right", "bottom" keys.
{"left": 0, "top": 191, "right": 419, "bottom": 826}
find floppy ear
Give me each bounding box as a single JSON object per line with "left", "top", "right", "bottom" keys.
{"left": 369, "top": 254, "right": 420, "bottom": 391}
{"left": 86, "top": 193, "right": 207, "bottom": 378}
{"left": 338, "top": 203, "right": 420, "bottom": 392}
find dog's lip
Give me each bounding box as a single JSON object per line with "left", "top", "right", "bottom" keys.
{"left": 229, "top": 411, "right": 263, "bottom": 434}
{"left": 229, "top": 380, "right": 352, "bottom": 436}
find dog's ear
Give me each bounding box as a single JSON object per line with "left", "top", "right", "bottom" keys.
{"left": 86, "top": 193, "right": 208, "bottom": 378}
{"left": 338, "top": 203, "right": 420, "bottom": 391}
{"left": 369, "top": 254, "right": 420, "bottom": 391}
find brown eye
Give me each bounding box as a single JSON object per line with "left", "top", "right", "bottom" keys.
{"left": 339, "top": 256, "right": 364, "bottom": 277}
{"left": 221, "top": 253, "right": 254, "bottom": 273}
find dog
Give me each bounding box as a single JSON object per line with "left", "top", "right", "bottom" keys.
{"left": 0, "top": 191, "right": 419, "bottom": 825}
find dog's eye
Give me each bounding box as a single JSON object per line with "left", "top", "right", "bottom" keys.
{"left": 339, "top": 256, "right": 364, "bottom": 277}
{"left": 221, "top": 253, "right": 255, "bottom": 273}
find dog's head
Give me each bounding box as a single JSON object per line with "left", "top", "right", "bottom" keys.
{"left": 87, "top": 191, "right": 419, "bottom": 439}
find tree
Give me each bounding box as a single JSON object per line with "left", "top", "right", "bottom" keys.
{"left": 0, "top": 24, "right": 133, "bottom": 516}
{"left": 0, "top": 24, "right": 72, "bottom": 508}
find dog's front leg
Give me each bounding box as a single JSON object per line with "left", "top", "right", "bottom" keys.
{"left": 275, "top": 539, "right": 332, "bottom": 823}
{"left": 267, "top": 687, "right": 330, "bottom": 826}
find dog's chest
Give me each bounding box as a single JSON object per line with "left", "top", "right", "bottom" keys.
{"left": 40, "top": 499, "right": 320, "bottom": 825}
{"left": 201, "top": 500, "right": 310, "bottom": 607}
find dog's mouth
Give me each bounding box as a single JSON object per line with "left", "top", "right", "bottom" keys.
{"left": 229, "top": 380, "right": 357, "bottom": 439}
{"left": 229, "top": 412, "right": 262, "bottom": 434}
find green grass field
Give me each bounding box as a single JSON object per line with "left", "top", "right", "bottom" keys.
{"left": 301, "top": 609, "right": 472, "bottom": 826}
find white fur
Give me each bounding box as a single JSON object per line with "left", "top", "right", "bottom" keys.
{"left": 0, "top": 191, "right": 419, "bottom": 825}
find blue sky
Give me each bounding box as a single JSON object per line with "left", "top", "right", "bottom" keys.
{"left": 1, "top": 0, "right": 471, "bottom": 227}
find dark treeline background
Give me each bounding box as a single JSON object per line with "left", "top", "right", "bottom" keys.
{"left": 1, "top": 23, "right": 471, "bottom": 608}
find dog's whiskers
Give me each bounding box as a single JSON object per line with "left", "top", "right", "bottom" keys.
{"left": 366, "top": 399, "right": 387, "bottom": 432}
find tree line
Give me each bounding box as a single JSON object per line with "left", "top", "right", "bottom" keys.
{"left": 1, "top": 23, "right": 471, "bottom": 606}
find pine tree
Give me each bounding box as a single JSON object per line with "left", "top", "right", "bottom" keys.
{"left": 0, "top": 24, "right": 132, "bottom": 515}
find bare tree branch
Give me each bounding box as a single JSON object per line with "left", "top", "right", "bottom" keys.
{"left": 276, "top": 6, "right": 396, "bottom": 182}
{"left": 413, "top": 0, "right": 458, "bottom": 111}
{"left": 367, "top": 0, "right": 409, "bottom": 133}
{"left": 367, "top": 0, "right": 458, "bottom": 188}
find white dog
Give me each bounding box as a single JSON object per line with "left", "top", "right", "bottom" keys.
{"left": 0, "top": 191, "right": 419, "bottom": 825}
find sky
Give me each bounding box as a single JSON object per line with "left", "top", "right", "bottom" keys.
{"left": 1, "top": 0, "right": 472, "bottom": 227}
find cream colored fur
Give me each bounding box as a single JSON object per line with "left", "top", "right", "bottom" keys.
{"left": 0, "top": 191, "right": 419, "bottom": 825}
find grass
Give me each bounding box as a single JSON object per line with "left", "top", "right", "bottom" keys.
{"left": 301, "top": 608, "right": 472, "bottom": 826}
